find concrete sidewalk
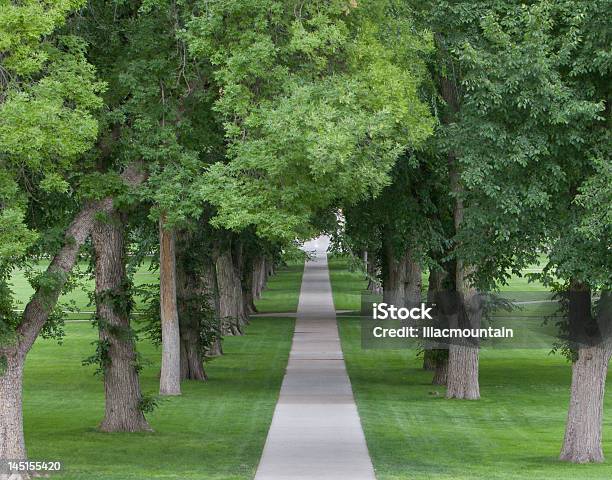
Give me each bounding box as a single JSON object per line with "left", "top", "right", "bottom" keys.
{"left": 254, "top": 237, "right": 376, "bottom": 480}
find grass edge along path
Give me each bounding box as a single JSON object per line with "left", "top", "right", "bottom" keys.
{"left": 21, "top": 262, "right": 303, "bottom": 480}
{"left": 328, "top": 257, "right": 612, "bottom": 480}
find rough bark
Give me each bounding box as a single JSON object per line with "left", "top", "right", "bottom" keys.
{"left": 381, "top": 236, "right": 421, "bottom": 309}
{"left": 242, "top": 255, "right": 258, "bottom": 316}
{"left": 18, "top": 199, "right": 112, "bottom": 353}
{"left": 228, "top": 240, "right": 249, "bottom": 329}
{"left": 159, "top": 216, "right": 181, "bottom": 396}
{"left": 0, "top": 351, "right": 26, "bottom": 461}
{"left": 175, "top": 245, "right": 207, "bottom": 382}
{"left": 560, "top": 343, "right": 610, "bottom": 463}
{"left": 560, "top": 285, "right": 611, "bottom": 463}
{"left": 382, "top": 234, "right": 405, "bottom": 306}
{"left": 259, "top": 256, "right": 269, "bottom": 293}
{"left": 252, "top": 256, "right": 264, "bottom": 300}
{"left": 403, "top": 251, "right": 422, "bottom": 309}
{"left": 445, "top": 280, "right": 481, "bottom": 399}
{"left": 445, "top": 265, "right": 481, "bottom": 399}
{"left": 178, "top": 311, "right": 207, "bottom": 381}
{"left": 446, "top": 344, "right": 479, "bottom": 399}
{"left": 427, "top": 268, "right": 446, "bottom": 303}
{"left": 232, "top": 241, "right": 250, "bottom": 326}
{"left": 202, "top": 258, "right": 223, "bottom": 357}
{"left": 207, "top": 336, "right": 223, "bottom": 357}
{"left": 432, "top": 355, "right": 449, "bottom": 386}
{"left": 214, "top": 246, "right": 242, "bottom": 336}
{"left": 92, "top": 214, "right": 151, "bottom": 432}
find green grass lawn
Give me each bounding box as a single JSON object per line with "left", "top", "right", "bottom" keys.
{"left": 328, "top": 257, "right": 369, "bottom": 312}
{"left": 329, "top": 257, "right": 612, "bottom": 480}
{"left": 327, "top": 255, "right": 552, "bottom": 313}
{"left": 10, "top": 260, "right": 303, "bottom": 318}
{"left": 10, "top": 260, "right": 158, "bottom": 318}
{"left": 253, "top": 263, "right": 305, "bottom": 314}
{"left": 20, "top": 262, "right": 303, "bottom": 480}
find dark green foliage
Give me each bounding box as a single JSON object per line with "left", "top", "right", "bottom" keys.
{"left": 137, "top": 393, "right": 161, "bottom": 414}
{"left": 82, "top": 338, "right": 111, "bottom": 376}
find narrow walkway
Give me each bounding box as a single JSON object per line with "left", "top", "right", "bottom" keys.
{"left": 254, "top": 237, "right": 376, "bottom": 480}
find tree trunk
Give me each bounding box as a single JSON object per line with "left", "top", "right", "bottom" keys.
{"left": 267, "top": 258, "right": 274, "bottom": 277}
{"left": 432, "top": 355, "right": 449, "bottom": 386}
{"left": 560, "top": 285, "right": 611, "bottom": 463}
{"left": 92, "top": 215, "right": 151, "bottom": 432}
{"left": 215, "top": 246, "right": 242, "bottom": 336}
{"left": 159, "top": 215, "right": 181, "bottom": 396}
{"left": 427, "top": 268, "right": 446, "bottom": 303}
{"left": 423, "top": 350, "right": 436, "bottom": 371}
{"left": 445, "top": 150, "right": 481, "bottom": 400}
{"left": 176, "top": 243, "right": 207, "bottom": 381}
{"left": 242, "top": 255, "right": 258, "bottom": 316}
{"left": 382, "top": 237, "right": 421, "bottom": 309}
{"left": 175, "top": 250, "right": 207, "bottom": 382}
{"left": 445, "top": 262, "right": 481, "bottom": 399}
{"left": 232, "top": 267, "right": 247, "bottom": 330}
{"left": 382, "top": 234, "right": 405, "bottom": 306}
{"left": 446, "top": 344, "right": 479, "bottom": 399}
{"left": 232, "top": 241, "right": 249, "bottom": 327}
{"left": 560, "top": 344, "right": 610, "bottom": 463}
{"left": 0, "top": 350, "right": 26, "bottom": 461}
{"left": 260, "top": 256, "right": 268, "bottom": 293}
{"left": 403, "top": 250, "right": 422, "bottom": 309}
{"left": 202, "top": 258, "right": 223, "bottom": 357}
{"left": 207, "top": 337, "right": 224, "bottom": 357}
{"left": 435, "top": 51, "right": 480, "bottom": 399}
{"left": 252, "top": 256, "right": 263, "bottom": 300}
{"left": 424, "top": 268, "right": 447, "bottom": 371}
{"left": 178, "top": 326, "right": 207, "bottom": 381}
{"left": 366, "top": 251, "right": 382, "bottom": 294}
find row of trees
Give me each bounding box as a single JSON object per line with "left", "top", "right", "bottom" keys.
{"left": 0, "top": 0, "right": 609, "bottom": 470}
{"left": 0, "top": 0, "right": 434, "bottom": 469}
{"left": 342, "top": 0, "right": 610, "bottom": 465}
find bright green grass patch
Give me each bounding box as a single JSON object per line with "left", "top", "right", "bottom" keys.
{"left": 10, "top": 260, "right": 158, "bottom": 317}
{"left": 21, "top": 264, "right": 302, "bottom": 480}
{"left": 10, "top": 260, "right": 303, "bottom": 320}
{"left": 330, "top": 259, "right": 612, "bottom": 479}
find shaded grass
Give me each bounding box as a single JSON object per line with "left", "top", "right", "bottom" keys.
{"left": 328, "top": 255, "right": 552, "bottom": 313}
{"left": 254, "top": 262, "right": 304, "bottom": 313}
{"left": 328, "top": 257, "right": 367, "bottom": 312}
{"left": 329, "top": 258, "right": 612, "bottom": 480}
{"left": 20, "top": 263, "right": 302, "bottom": 480}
